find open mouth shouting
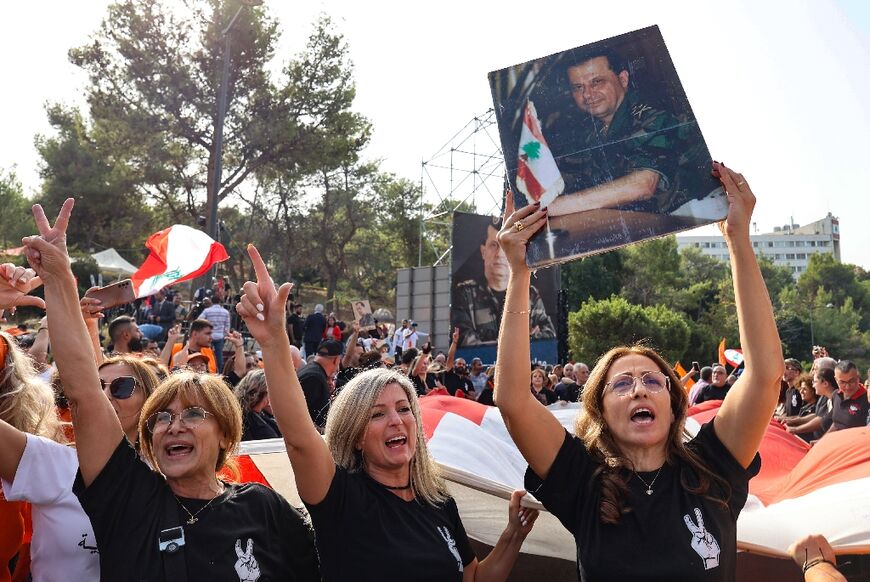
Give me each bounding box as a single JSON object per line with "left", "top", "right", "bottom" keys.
{"left": 385, "top": 435, "right": 407, "bottom": 449}
{"left": 165, "top": 441, "right": 194, "bottom": 458}
{"left": 630, "top": 407, "right": 655, "bottom": 425}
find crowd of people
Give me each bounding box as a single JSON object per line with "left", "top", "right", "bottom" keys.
{"left": 0, "top": 162, "right": 860, "bottom": 581}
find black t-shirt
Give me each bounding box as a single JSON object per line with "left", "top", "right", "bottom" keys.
{"left": 297, "top": 361, "right": 331, "bottom": 428}
{"left": 525, "top": 420, "right": 760, "bottom": 581}
{"left": 816, "top": 395, "right": 833, "bottom": 437}
{"left": 694, "top": 384, "right": 730, "bottom": 405}
{"left": 287, "top": 312, "right": 303, "bottom": 344}
{"left": 241, "top": 409, "right": 281, "bottom": 441}
{"left": 555, "top": 381, "right": 581, "bottom": 402}
{"left": 306, "top": 466, "right": 475, "bottom": 581}
{"left": 410, "top": 375, "right": 428, "bottom": 396}
{"left": 73, "top": 438, "right": 319, "bottom": 581}
{"left": 783, "top": 386, "right": 803, "bottom": 417}
{"left": 443, "top": 370, "right": 474, "bottom": 396}
{"left": 830, "top": 388, "right": 870, "bottom": 430}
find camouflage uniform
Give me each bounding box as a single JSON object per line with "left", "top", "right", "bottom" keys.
{"left": 452, "top": 279, "right": 555, "bottom": 346}
{"left": 555, "top": 91, "right": 713, "bottom": 214}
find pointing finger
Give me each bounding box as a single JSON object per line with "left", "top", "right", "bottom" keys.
{"left": 246, "top": 244, "right": 271, "bottom": 285}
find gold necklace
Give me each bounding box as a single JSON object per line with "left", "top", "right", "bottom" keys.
{"left": 173, "top": 486, "right": 224, "bottom": 525}
{"left": 633, "top": 466, "right": 663, "bottom": 495}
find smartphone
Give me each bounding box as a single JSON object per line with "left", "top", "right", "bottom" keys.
{"left": 85, "top": 279, "right": 136, "bottom": 309}
{"left": 692, "top": 361, "right": 700, "bottom": 371}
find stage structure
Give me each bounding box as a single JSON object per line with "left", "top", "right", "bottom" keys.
{"left": 418, "top": 109, "right": 506, "bottom": 268}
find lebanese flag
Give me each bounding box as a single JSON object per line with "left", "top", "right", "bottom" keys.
{"left": 515, "top": 100, "right": 564, "bottom": 208}
{"left": 724, "top": 348, "right": 744, "bottom": 368}
{"left": 131, "top": 225, "right": 229, "bottom": 298}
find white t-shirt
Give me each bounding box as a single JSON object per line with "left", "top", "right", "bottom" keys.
{"left": 403, "top": 330, "right": 419, "bottom": 349}
{"left": 1, "top": 434, "right": 99, "bottom": 581}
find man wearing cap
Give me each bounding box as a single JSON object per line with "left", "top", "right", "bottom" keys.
{"left": 296, "top": 339, "right": 342, "bottom": 430}
{"left": 452, "top": 217, "right": 554, "bottom": 346}
{"left": 828, "top": 360, "right": 869, "bottom": 432}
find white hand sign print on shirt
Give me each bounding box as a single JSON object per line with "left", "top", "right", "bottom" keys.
{"left": 437, "top": 526, "right": 464, "bottom": 572}
{"left": 683, "top": 507, "right": 720, "bottom": 571}
{"left": 234, "top": 538, "right": 261, "bottom": 581}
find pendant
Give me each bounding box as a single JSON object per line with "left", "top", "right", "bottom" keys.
{"left": 187, "top": 516, "right": 198, "bottom": 525}
{"left": 646, "top": 489, "right": 653, "bottom": 495}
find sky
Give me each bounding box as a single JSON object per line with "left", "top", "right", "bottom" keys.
{"left": 3, "top": 0, "right": 869, "bottom": 266}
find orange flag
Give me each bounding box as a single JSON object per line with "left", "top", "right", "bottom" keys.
{"left": 674, "top": 362, "right": 694, "bottom": 392}
{"left": 718, "top": 338, "right": 727, "bottom": 367}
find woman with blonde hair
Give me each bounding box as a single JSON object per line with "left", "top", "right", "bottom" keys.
{"left": 20, "top": 198, "right": 319, "bottom": 581}
{"left": 493, "top": 163, "right": 784, "bottom": 579}
{"left": 237, "top": 243, "right": 539, "bottom": 581}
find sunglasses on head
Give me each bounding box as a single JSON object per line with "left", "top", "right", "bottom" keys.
{"left": 100, "top": 376, "right": 138, "bottom": 400}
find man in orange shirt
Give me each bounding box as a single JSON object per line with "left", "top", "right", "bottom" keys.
{"left": 170, "top": 319, "right": 217, "bottom": 373}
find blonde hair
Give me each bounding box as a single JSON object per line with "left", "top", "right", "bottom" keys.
{"left": 138, "top": 372, "right": 242, "bottom": 475}
{"left": 234, "top": 369, "right": 268, "bottom": 412}
{"left": 325, "top": 368, "right": 448, "bottom": 506}
{"left": 0, "top": 332, "right": 65, "bottom": 442}
{"left": 577, "top": 344, "right": 729, "bottom": 524}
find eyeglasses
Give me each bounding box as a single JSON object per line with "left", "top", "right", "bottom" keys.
{"left": 838, "top": 377, "right": 860, "bottom": 387}
{"left": 100, "top": 376, "right": 138, "bottom": 400}
{"left": 146, "top": 406, "right": 213, "bottom": 433}
{"left": 606, "top": 371, "right": 670, "bottom": 397}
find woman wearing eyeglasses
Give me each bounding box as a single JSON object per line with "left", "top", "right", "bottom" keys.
{"left": 20, "top": 199, "right": 320, "bottom": 581}
{"left": 493, "top": 163, "right": 784, "bottom": 580}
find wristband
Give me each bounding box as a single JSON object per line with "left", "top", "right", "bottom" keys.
{"left": 504, "top": 309, "right": 529, "bottom": 315}
{"left": 803, "top": 557, "right": 835, "bottom": 573}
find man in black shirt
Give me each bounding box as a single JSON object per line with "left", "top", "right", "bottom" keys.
{"left": 286, "top": 302, "right": 304, "bottom": 348}
{"left": 302, "top": 304, "right": 327, "bottom": 358}
{"left": 296, "top": 339, "right": 342, "bottom": 430}
{"left": 781, "top": 358, "right": 803, "bottom": 417}
{"left": 694, "top": 365, "right": 730, "bottom": 404}
{"left": 829, "top": 360, "right": 869, "bottom": 432}
{"left": 442, "top": 328, "right": 475, "bottom": 396}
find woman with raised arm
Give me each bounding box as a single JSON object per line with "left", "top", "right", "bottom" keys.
{"left": 20, "top": 200, "right": 319, "bottom": 582}
{"left": 236, "top": 244, "right": 538, "bottom": 582}
{"left": 493, "top": 162, "right": 784, "bottom": 580}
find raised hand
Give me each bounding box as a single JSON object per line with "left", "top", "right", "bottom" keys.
{"left": 451, "top": 326, "right": 459, "bottom": 344}
{"left": 165, "top": 324, "right": 182, "bottom": 347}
{"left": 21, "top": 198, "right": 75, "bottom": 280}
{"left": 80, "top": 287, "right": 105, "bottom": 322}
{"left": 496, "top": 194, "right": 548, "bottom": 273}
{"left": 235, "top": 244, "right": 293, "bottom": 347}
{"left": 712, "top": 162, "right": 755, "bottom": 240}
{"left": 225, "top": 329, "right": 243, "bottom": 348}
{"left": 0, "top": 263, "right": 45, "bottom": 313}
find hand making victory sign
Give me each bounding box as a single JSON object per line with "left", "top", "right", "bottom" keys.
{"left": 21, "top": 198, "right": 75, "bottom": 282}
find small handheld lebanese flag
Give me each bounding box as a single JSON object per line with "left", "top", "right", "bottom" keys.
{"left": 515, "top": 100, "right": 564, "bottom": 208}
{"left": 724, "top": 348, "right": 744, "bottom": 367}
{"left": 131, "top": 225, "right": 229, "bottom": 298}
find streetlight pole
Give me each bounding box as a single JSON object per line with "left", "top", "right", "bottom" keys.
{"left": 206, "top": 0, "right": 263, "bottom": 288}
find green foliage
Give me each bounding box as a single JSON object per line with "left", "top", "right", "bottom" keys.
{"left": 620, "top": 236, "right": 681, "bottom": 305}
{"left": 798, "top": 253, "right": 867, "bottom": 311}
{"left": 568, "top": 296, "right": 689, "bottom": 365}
{"left": 0, "top": 170, "right": 30, "bottom": 250}
{"left": 561, "top": 251, "right": 626, "bottom": 310}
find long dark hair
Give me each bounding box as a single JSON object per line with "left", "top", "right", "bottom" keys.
{"left": 576, "top": 345, "right": 731, "bottom": 524}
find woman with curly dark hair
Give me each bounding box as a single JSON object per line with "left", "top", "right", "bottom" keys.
{"left": 493, "top": 163, "right": 784, "bottom": 580}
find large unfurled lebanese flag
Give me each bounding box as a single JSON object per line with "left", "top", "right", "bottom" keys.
{"left": 131, "top": 225, "right": 229, "bottom": 298}
{"left": 515, "top": 100, "right": 564, "bottom": 208}
{"left": 233, "top": 397, "right": 870, "bottom": 563}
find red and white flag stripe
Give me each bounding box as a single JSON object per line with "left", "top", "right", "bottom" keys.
{"left": 131, "top": 225, "right": 229, "bottom": 298}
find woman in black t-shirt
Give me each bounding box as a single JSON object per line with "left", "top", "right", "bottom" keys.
{"left": 236, "top": 243, "right": 539, "bottom": 581}
{"left": 492, "top": 163, "right": 784, "bottom": 580}
{"left": 235, "top": 369, "right": 281, "bottom": 441}
{"left": 20, "top": 200, "right": 319, "bottom": 582}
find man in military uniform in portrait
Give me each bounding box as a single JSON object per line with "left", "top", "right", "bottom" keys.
{"left": 546, "top": 48, "right": 712, "bottom": 217}
{"left": 452, "top": 216, "right": 555, "bottom": 346}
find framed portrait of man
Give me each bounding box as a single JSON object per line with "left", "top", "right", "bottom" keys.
{"left": 489, "top": 25, "right": 727, "bottom": 268}
{"left": 351, "top": 299, "right": 376, "bottom": 331}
